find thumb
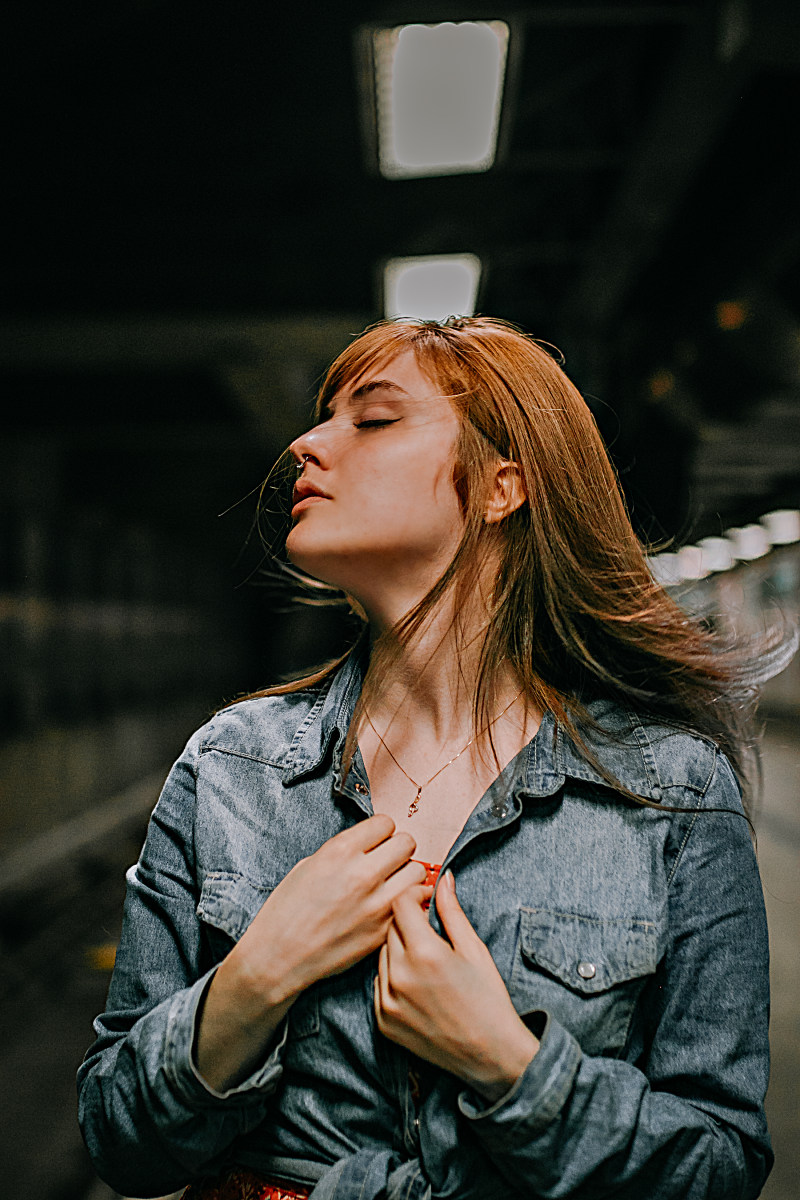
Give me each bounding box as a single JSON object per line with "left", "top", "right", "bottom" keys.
{"left": 435, "top": 871, "right": 480, "bottom": 953}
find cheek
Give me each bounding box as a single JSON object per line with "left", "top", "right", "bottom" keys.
{"left": 378, "top": 460, "right": 459, "bottom": 517}
{"left": 394, "top": 484, "right": 464, "bottom": 549}
{"left": 429, "top": 459, "right": 464, "bottom": 528}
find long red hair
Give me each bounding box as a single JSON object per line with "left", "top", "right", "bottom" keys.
{"left": 242, "top": 317, "right": 782, "bottom": 809}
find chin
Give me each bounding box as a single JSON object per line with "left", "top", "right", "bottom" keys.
{"left": 285, "top": 534, "right": 347, "bottom": 591}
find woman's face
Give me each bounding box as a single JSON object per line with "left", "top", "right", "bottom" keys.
{"left": 285, "top": 350, "right": 465, "bottom": 613}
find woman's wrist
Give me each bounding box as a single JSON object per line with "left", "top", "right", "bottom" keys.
{"left": 224, "top": 938, "right": 305, "bottom": 1014}
{"left": 460, "top": 1025, "right": 539, "bottom": 1103}
{"left": 193, "top": 950, "right": 298, "bottom": 1092}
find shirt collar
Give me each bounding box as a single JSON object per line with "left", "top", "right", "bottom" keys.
{"left": 280, "top": 647, "right": 664, "bottom": 804}
{"left": 520, "top": 698, "right": 664, "bottom": 804}
{"left": 279, "top": 637, "right": 368, "bottom": 784}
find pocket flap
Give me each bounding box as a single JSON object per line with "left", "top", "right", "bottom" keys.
{"left": 519, "top": 907, "right": 659, "bottom": 995}
{"left": 197, "top": 871, "right": 273, "bottom": 941}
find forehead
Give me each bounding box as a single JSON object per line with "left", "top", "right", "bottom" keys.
{"left": 330, "top": 349, "right": 439, "bottom": 403}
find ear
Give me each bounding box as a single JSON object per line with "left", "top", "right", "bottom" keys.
{"left": 484, "top": 461, "right": 527, "bottom": 524}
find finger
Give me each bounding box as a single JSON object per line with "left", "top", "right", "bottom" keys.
{"left": 332, "top": 813, "right": 396, "bottom": 854}
{"left": 384, "top": 882, "right": 435, "bottom": 941}
{"left": 366, "top": 831, "right": 419, "bottom": 880}
{"left": 392, "top": 887, "right": 439, "bottom": 945}
{"left": 382, "top": 860, "right": 429, "bottom": 900}
{"left": 384, "top": 918, "right": 404, "bottom": 967}
{"left": 377, "top": 940, "right": 391, "bottom": 1004}
{"left": 435, "top": 870, "right": 480, "bottom": 952}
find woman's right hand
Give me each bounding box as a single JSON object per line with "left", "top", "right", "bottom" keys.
{"left": 234, "top": 814, "right": 428, "bottom": 1000}
{"left": 194, "top": 815, "right": 429, "bottom": 1091}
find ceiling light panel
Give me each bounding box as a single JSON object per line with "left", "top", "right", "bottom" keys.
{"left": 384, "top": 254, "right": 481, "bottom": 320}
{"left": 373, "top": 21, "right": 509, "bottom": 178}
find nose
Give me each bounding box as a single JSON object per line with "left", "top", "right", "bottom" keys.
{"left": 289, "top": 421, "right": 336, "bottom": 469}
{"left": 289, "top": 434, "right": 318, "bottom": 470}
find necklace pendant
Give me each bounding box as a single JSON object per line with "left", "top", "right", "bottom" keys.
{"left": 408, "top": 787, "right": 422, "bottom": 817}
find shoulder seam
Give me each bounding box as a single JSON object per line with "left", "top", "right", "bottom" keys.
{"left": 627, "top": 714, "right": 718, "bottom": 796}
{"left": 626, "top": 710, "right": 719, "bottom": 751}
{"left": 216, "top": 687, "right": 323, "bottom": 715}
{"left": 667, "top": 806, "right": 700, "bottom": 886}
{"left": 197, "top": 744, "right": 284, "bottom": 768}
{"left": 666, "top": 746, "right": 732, "bottom": 884}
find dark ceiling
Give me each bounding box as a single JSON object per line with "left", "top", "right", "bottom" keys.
{"left": 4, "top": 0, "right": 800, "bottom": 551}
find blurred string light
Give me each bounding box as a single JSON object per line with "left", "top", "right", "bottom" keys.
{"left": 384, "top": 254, "right": 481, "bottom": 320}
{"left": 715, "top": 299, "right": 750, "bottom": 331}
{"left": 726, "top": 524, "right": 771, "bottom": 562}
{"left": 696, "top": 536, "right": 735, "bottom": 573}
{"left": 373, "top": 21, "right": 509, "bottom": 179}
{"left": 647, "top": 368, "right": 676, "bottom": 401}
{"left": 647, "top": 510, "right": 800, "bottom": 586}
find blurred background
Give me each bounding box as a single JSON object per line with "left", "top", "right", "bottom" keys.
{"left": 1, "top": 1, "right": 799, "bottom": 1197}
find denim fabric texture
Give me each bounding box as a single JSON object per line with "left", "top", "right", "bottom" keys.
{"left": 77, "top": 647, "right": 772, "bottom": 1200}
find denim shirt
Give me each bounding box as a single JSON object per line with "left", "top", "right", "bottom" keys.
{"left": 77, "top": 648, "right": 772, "bottom": 1200}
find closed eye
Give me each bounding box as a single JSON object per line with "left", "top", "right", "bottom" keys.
{"left": 354, "top": 418, "right": 400, "bottom": 429}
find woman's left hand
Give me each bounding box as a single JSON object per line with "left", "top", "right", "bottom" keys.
{"left": 374, "top": 870, "right": 539, "bottom": 1102}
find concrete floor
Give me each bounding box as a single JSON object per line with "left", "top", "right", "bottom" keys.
{"left": 758, "top": 719, "right": 800, "bottom": 1200}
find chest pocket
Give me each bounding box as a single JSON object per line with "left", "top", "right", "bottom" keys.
{"left": 196, "top": 871, "right": 319, "bottom": 1040}
{"left": 510, "top": 907, "right": 660, "bottom": 1057}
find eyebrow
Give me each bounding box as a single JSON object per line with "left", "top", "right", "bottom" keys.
{"left": 350, "top": 380, "right": 411, "bottom": 402}
{"left": 323, "top": 379, "right": 411, "bottom": 417}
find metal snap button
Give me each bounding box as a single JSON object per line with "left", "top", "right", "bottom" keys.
{"left": 577, "top": 961, "right": 597, "bottom": 979}
{"left": 354, "top": 782, "right": 369, "bottom": 795}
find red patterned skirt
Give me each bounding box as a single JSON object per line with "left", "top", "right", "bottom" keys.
{"left": 181, "top": 1170, "right": 310, "bottom": 1200}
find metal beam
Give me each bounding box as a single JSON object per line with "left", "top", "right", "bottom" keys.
{"left": 488, "top": 240, "right": 587, "bottom": 267}
{"left": 517, "top": 6, "right": 698, "bottom": 26}
{"left": 562, "top": 4, "right": 755, "bottom": 331}
{"left": 370, "top": 5, "right": 698, "bottom": 29}
{"left": 507, "top": 148, "right": 628, "bottom": 172}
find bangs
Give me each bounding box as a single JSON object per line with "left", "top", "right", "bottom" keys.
{"left": 316, "top": 319, "right": 476, "bottom": 417}
{"left": 317, "top": 323, "right": 420, "bottom": 415}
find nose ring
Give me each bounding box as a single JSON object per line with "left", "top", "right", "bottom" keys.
{"left": 295, "top": 454, "right": 310, "bottom": 472}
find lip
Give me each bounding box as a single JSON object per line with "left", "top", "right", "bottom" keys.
{"left": 291, "top": 494, "right": 329, "bottom": 516}
{"left": 291, "top": 478, "right": 332, "bottom": 514}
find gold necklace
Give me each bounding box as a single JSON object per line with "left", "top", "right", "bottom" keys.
{"left": 363, "top": 692, "right": 523, "bottom": 817}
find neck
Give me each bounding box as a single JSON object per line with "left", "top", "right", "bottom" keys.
{"left": 362, "top": 581, "right": 524, "bottom": 746}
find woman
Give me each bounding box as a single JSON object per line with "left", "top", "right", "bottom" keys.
{"left": 78, "top": 317, "right": 774, "bottom": 1200}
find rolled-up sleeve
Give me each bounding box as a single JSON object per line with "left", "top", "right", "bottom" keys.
{"left": 456, "top": 754, "right": 772, "bottom": 1200}
{"left": 77, "top": 733, "right": 287, "bottom": 1198}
